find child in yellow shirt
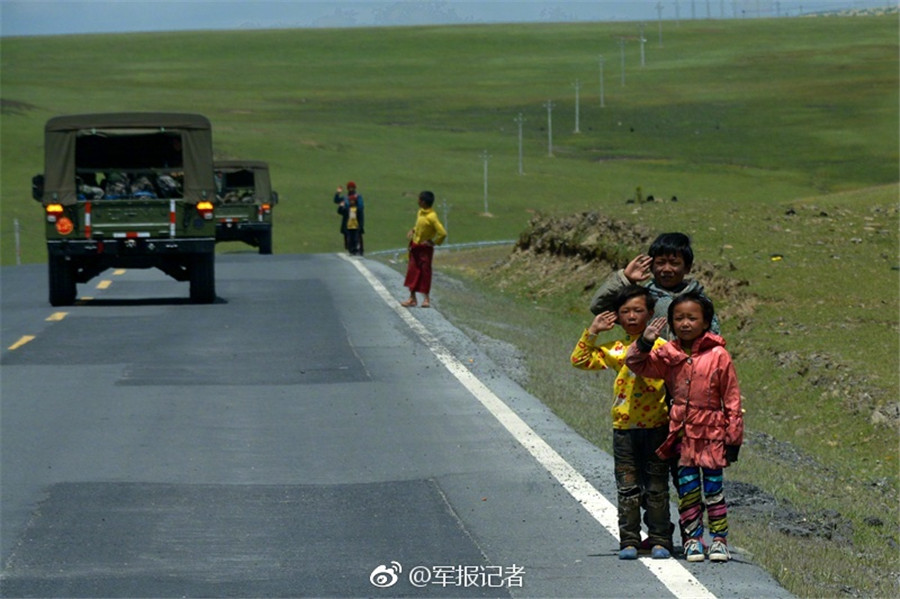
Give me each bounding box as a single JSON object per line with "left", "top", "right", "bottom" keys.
{"left": 571, "top": 285, "right": 672, "bottom": 559}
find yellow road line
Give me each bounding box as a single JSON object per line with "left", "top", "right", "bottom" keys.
{"left": 96, "top": 280, "right": 112, "bottom": 290}
{"left": 113, "top": 269, "right": 126, "bottom": 275}
{"left": 46, "top": 312, "right": 68, "bottom": 322}
{"left": 8, "top": 335, "right": 35, "bottom": 350}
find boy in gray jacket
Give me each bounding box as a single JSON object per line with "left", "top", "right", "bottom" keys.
{"left": 589, "top": 232, "right": 720, "bottom": 339}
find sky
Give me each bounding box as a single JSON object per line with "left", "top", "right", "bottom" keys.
{"left": 0, "top": 0, "right": 893, "bottom": 37}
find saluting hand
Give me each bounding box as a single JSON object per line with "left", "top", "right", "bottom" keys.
{"left": 642, "top": 317, "right": 667, "bottom": 343}
{"left": 588, "top": 311, "right": 617, "bottom": 335}
{"left": 624, "top": 254, "right": 653, "bottom": 284}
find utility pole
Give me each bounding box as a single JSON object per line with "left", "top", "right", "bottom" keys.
{"left": 543, "top": 100, "right": 554, "bottom": 156}
{"left": 618, "top": 38, "right": 626, "bottom": 86}
{"left": 675, "top": 0, "right": 681, "bottom": 25}
{"left": 514, "top": 112, "right": 525, "bottom": 175}
{"left": 639, "top": 24, "right": 647, "bottom": 67}
{"left": 598, "top": 55, "right": 606, "bottom": 108}
{"left": 573, "top": 79, "right": 581, "bottom": 133}
{"left": 480, "top": 150, "right": 491, "bottom": 214}
{"left": 655, "top": 2, "right": 664, "bottom": 46}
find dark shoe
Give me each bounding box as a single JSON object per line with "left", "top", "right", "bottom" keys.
{"left": 708, "top": 537, "right": 731, "bottom": 562}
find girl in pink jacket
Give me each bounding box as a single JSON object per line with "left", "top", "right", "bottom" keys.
{"left": 625, "top": 291, "right": 743, "bottom": 563}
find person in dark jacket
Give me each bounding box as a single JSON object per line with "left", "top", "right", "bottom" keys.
{"left": 333, "top": 181, "right": 365, "bottom": 254}
{"left": 336, "top": 191, "right": 364, "bottom": 255}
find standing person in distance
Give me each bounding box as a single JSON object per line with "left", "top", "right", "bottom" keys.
{"left": 333, "top": 181, "right": 364, "bottom": 252}
{"left": 336, "top": 191, "right": 364, "bottom": 255}
{"left": 401, "top": 191, "right": 446, "bottom": 308}
{"left": 570, "top": 285, "right": 673, "bottom": 560}
{"left": 626, "top": 291, "right": 743, "bottom": 562}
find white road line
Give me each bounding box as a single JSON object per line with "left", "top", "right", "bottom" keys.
{"left": 341, "top": 255, "right": 716, "bottom": 599}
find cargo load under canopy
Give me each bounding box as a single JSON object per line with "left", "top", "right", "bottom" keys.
{"left": 42, "top": 112, "right": 215, "bottom": 206}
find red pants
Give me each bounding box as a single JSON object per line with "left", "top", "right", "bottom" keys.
{"left": 404, "top": 243, "right": 434, "bottom": 294}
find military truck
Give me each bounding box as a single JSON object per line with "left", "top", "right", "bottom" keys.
{"left": 33, "top": 113, "right": 218, "bottom": 305}
{"left": 214, "top": 160, "right": 277, "bottom": 254}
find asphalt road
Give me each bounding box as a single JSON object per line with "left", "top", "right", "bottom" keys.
{"left": 0, "top": 253, "right": 791, "bottom": 598}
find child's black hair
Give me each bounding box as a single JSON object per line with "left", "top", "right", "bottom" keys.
{"left": 649, "top": 232, "right": 694, "bottom": 270}
{"left": 419, "top": 190, "right": 435, "bottom": 207}
{"left": 613, "top": 284, "right": 656, "bottom": 313}
{"left": 667, "top": 290, "right": 715, "bottom": 332}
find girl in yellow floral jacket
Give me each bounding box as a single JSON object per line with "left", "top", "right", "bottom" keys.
{"left": 570, "top": 285, "right": 672, "bottom": 560}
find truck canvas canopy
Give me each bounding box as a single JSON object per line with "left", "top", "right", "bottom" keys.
{"left": 214, "top": 160, "right": 273, "bottom": 203}
{"left": 43, "top": 112, "right": 215, "bottom": 206}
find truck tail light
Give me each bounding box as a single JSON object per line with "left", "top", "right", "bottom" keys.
{"left": 195, "top": 201, "right": 214, "bottom": 220}
{"left": 260, "top": 203, "right": 271, "bottom": 215}
{"left": 45, "top": 203, "right": 64, "bottom": 223}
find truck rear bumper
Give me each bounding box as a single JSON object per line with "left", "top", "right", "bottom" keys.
{"left": 215, "top": 221, "right": 271, "bottom": 243}
{"left": 47, "top": 237, "right": 215, "bottom": 257}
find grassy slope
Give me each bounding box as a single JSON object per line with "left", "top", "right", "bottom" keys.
{"left": 2, "top": 14, "right": 898, "bottom": 598}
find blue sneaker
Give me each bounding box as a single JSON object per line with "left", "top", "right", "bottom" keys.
{"left": 684, "top": 539, "right": 705, "bottom": 562}
{"left": 651, "top": 545, "right": 671, "bottom": 559}
{"left": 618, "top": 546, "right": 638, "bottom": 560}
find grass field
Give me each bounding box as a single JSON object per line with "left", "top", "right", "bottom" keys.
{"left": 2, "top": 12, "right": 898, "bottom": 598}
{"left": 2, "top": 15, "right": 897, "bottom": 262}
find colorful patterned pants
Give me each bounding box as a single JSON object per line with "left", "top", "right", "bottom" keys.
{"left": 676, "top": 466, "right": 728, "bottom": 542}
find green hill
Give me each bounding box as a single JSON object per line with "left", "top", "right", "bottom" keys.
{"left": 1, "top": 16, "right": 896, "bottom": 263}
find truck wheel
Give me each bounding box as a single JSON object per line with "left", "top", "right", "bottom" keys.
{"left": 48, "top": 257, "right": 77, "bottom": 306}
{"left": 258, "top": 230, "right": 273, "bottom": 255}
{"left": 189, "top": 252, "right": 216, "bottom": 303}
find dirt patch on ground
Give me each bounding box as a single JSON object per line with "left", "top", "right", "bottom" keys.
{"left": 728, "top": 479, "right": 855, "bottom": 543}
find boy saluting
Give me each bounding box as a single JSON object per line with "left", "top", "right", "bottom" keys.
{"left": 589, "top": 232, "right": 719, "bottom": 339}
